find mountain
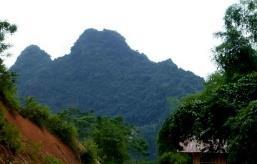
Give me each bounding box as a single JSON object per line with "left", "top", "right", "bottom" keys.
{"left": 11, "top": 29, "right": 204, "bottom": 156}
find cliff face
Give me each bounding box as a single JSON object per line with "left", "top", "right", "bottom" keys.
{"left": 0, "top": 102, "right": 80, "bottom": 164}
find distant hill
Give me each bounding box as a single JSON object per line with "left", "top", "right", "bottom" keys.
{"left": 11, "top": 29, "right": 204, "bottom": 156}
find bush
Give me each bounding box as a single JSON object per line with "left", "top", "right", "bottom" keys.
{"left": 47, "top": 115, "right": 79, "bottom": 152}
{"left": 0, "top": 61, "right": 19, "bottom": 110}
{"left": 58, "top": 109, "right": 149, "bottom": 163}
{"left": 43, "top": 155, "right": 62, "bottom": 164}
{"left": 21, "top": 140, "right": 42, "bottom": 160}
{"left": 21, "top": 97, "right": 50, "bottom": 127}
{"left": 159, "top": 152, "right": 191, "bottom": 164}
{"left": 2, "top": 88, "right": 19, "bottom": 110}
{"left": 21, "top": 97, "right": 80, "bottom": 152}
{"left": 81, "top": 139, "right": 100, "bottom": 164}
{"left": 0, "top": 111, "right": 22, "bottom": 152}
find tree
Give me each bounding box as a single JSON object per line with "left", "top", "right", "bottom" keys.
{"left": 0, "top": 20, "right": 18, "bottom": 108}
{"left": 214, "top": 0, "right": 257, "bottom": 79}
{"left": 158, "top": 0, "right": 257, "bottom": 163}
{"left": 0, "top": 20, "right": 17, "bottom": 54}
{"left": 227, "top": 100, "right": 257, "bottom": 163}
{"left": 58, "top": 108, "right": 148, "bottom": 163}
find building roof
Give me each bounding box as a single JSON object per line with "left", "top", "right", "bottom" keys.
{"left": 180, "top": 139, "right": 227, "bottom": 153}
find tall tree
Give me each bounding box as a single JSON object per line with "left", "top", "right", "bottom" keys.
{"left": 0, "top": 20, "right": 16, "bottom": 54}
{"left": 0, "top": 20, "right": 17, "bottom": 108}
{"left": 158, "top": 0, "right": 257, "bottom": 163}
{"left": 214, "top": 0, "right": 257, "bottom": 79}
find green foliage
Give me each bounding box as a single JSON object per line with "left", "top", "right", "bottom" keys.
{"left": 91, "top": 117, "right": 130, "bottom": 163}
{"left": 159, "top": 1, "right": 257, "bottom": 163}
{"left": 22, "top": 97, "right": 51, "bottom": 127}
{"left": 125, "top": 160, "right": 157, "bottom": 164}
{"left": 159, "top": 71, "right": 257, "bottom": 155}
{"left": 20, "top": 98, "right": 79, "bottom": 152}
{"left": 21, "top": 140, "right": 42, "bottom": 161}
{"left": 0, "top": 111, "right": 22, "bottom": 152}
{"left": 0, "top": 55, "right": 19, "bottom": 110}
{"left": 214, "top": 0, "right": 257, "bottom": 80}
{"left": 47, "top": 115, "right": 78, "bottom": 152}
{"left": 0, "top": 20, "right": 17, "bottom": 54}
{"left": 0, "top": 70, "right": 15, "bottom": 110}
{"left": 0, "top": 20, "right": 19, "bottom": 110}
{"left": 214, "top": 28, "right": 257, "bottom": 78}
{"left": 226, "top": 100, "right": 257, "bottom": 163}
{"left": 57, "top": 108, "right": 95, "bottom": 140}
{"left": 58, "top": 108, "right": 148, "bottom": 163}
{"left": 81, "top": 139, "right": 100, "bottom": 164}
{"left": 158, "top": 94, "right": 204, "bottom": 154}
{"left": 43, "top": 155, "right": 62, "bottom": 164}
{"left": 159, "top": 152, "right": 191, "bottom": 164}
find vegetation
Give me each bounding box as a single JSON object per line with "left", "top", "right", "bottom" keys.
{"left": 20, "top": 100, "right": 151, "bottom": 163}
{"left": 8, "top": 94, "right": 149, "bottom": 163}
{"left": 0, "top": 21, "right": 19, "bottom": 109}
{"left": 81, "top": 139, "right": 100, "bottom": 164}
{"left": 20, "top": 97, "right": 80, "bottom": 152}
{"left": 21, "top": 97, "right": 51, "bottom": 127}
{"left": 159, "top": 152, "right": 190, "bottom": 164}
{"left": 43, "top": 155, "right": 62, "bottom": 164}
{"left": 158, "top": 0, "right": 257, "bottom": 163}
{"left": 0, "top": 20, "right": 22, "bottom": 153}
{"left": 0, "top": 110, "right": 22, "bottom": 152}
{"left": 58, "top": 108, "right": 148, "bottom": 163}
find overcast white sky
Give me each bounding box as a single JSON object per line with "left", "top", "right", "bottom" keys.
{"left": 1, "top": 0, "right": 237, "bottom": 78}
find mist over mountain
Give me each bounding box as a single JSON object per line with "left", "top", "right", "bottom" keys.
{"left": 11, "top": 29, "right": 204, "bottom": 156}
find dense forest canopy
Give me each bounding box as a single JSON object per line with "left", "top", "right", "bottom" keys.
{"left": 158, "top": 0, "right": 257, "bottom": 163}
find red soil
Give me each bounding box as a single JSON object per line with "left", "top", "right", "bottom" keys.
{"left": 4, "top": 110, "right": 81, "bottom": 164}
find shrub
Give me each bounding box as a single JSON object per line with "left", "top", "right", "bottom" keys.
{"left": 21, "top": 97, "right": 51, "bottom": 127}
{"left": 0, "top": 62, "right": 19, "bottom": 110}
{"left": 47, "top": 115, "right": 79, "bottom": 152}
{"left": 0, "top": 111, "right": 22, "bottom": 152}
{"left": 159, "top": 152, "right": 191, "bottom": 164}
{"left": 21, "top": 97, "right": 80, "bottom": 152}
{"left": 81, "top": 139, "right": 100, "bottom": 164}
{"left": 2, "top": 88, "right": 19, "bottom": 110}
{"left": 22, "top": 140, "right": 42, "bottom": 160}
{"left": 43, "top": 155, "right": 62, "bottom": 164}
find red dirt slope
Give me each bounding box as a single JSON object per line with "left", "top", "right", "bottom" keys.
{"left": 4, "top": 109, "right": 81, "bottom": 164}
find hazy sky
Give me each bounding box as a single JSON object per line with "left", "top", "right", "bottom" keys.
{"left": 1, "top": 0, "right": 237, "bottom": 78}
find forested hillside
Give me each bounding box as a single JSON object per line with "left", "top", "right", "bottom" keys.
{"left": 11, "top": 29, "right": 204, "bottom": 156}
